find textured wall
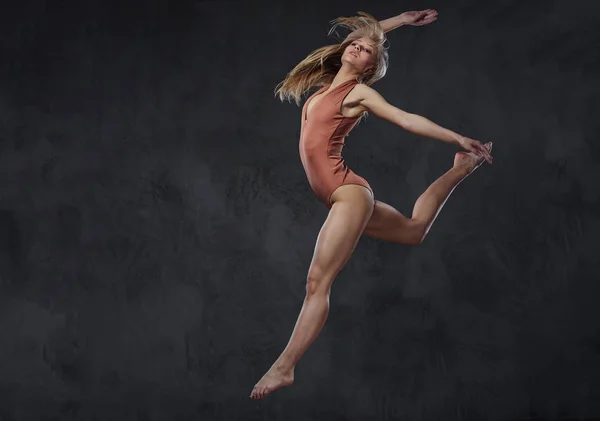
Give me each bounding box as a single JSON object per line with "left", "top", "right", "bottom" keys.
{"left": 1, "top": 0, "right": 599, "bottom": 419}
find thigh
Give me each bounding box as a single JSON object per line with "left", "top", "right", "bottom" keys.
{"left": 309, "top": 185, "right": 374, "bottom": 282}
{"left": 362, "top": 200, "right": 421, "bottom": 243}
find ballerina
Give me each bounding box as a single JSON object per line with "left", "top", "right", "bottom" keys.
{"left": 250, "top": 9, "right": 493, "bottom": 400}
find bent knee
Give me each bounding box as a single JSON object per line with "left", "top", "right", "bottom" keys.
{"left": 406, "top": 222, "right": 428, "bottom": 245}
{"left": 305, "top": 268, "right": 333, "bottom": 296}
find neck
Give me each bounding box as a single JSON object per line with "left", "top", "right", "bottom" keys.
{"left": 330, "top": 65, "right": 362, "bottom": 87}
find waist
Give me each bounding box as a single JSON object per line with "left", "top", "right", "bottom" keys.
{"left": 299, "top": 147, "right": 345, "bottom": 171}
{"left": 300, "top": 136, "right": 346, "bottom": 154}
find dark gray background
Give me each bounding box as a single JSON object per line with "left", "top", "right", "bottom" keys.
{"left": 1, "top": 0, "right": 599, "bottom": 419}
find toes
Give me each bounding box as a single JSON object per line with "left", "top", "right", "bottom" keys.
{"left": 250, "top": 386, "right": 264, "bottom": 400}
{"left": 249, "top": 383, "right": 271, "bottom": 400}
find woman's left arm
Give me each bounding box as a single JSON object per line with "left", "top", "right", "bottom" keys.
{"left": 354, "top": 85, "right": 493, "bottom": 163}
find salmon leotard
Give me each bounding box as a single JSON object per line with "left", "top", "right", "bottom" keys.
{"left": 299, "top": 79, "right": 373, "bottom": 209}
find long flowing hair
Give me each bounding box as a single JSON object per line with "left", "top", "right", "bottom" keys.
{"left": 275, "top": 12, "right": 389, "bottom": 105}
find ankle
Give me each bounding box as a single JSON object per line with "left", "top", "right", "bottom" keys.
{"left": 450, "top": 166, "right": 470, "bottom": 178}
{"left": 273, "top": 360, "right": 294, "bottom": 373}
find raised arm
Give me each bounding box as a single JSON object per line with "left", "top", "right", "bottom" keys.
{"left": 342, "top": 10, "right": 438, "bottom": 43}
{"left": 378, "top": 9, "right": 438, "bottom": 33}
{"left": 353, "top": 84, "right": 493, "bottom": 164}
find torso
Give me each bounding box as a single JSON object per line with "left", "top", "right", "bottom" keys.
{"left": 298, "top": 79, "right": 373, "bottom": 209}
{"left": 305, "top": 82, "right": 367, "bottom": 121}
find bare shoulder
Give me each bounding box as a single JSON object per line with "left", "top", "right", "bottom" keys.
{"left": 350, "top": 83, "right": 373, "bottom": 97}
{"left": 343, "top": 84, "right": 389, "bottom": 118}
{"left": 348, "top": 84, "right": 385, "bottom": 103}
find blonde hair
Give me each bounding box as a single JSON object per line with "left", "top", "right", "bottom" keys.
{"left": 275, "top": 11, "right": 389, "bottom": 105}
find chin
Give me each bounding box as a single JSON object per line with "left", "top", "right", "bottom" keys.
{"left": 342, "top": 55, "right": 358, "bottom": 65}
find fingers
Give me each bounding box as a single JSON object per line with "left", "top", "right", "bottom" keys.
{"left": 484, "top": 142, "right": 494, "bottom": 163}
{"left": 414, "top": 18, "right": 437, "bottom": 26}
{"left": 416, "top": 9, "right": 438, "bottom": 25}
{"left": 475, "top": 142, "right": 493, "bottom": 164}
{"left": 466, "top": 138, "right": 493, "bottom": 164}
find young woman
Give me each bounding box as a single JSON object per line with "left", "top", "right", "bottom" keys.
{"left": 250, "top": 9, "right": 493, "bottom": 400}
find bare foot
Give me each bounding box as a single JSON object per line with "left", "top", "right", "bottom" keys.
{"left": 249, "top": 364, "right": 295, "bottom": 400}
{"left": 453, "top": 142, "right": 493, "bottom": 175}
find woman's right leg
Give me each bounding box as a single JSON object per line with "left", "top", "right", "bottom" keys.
{"left": 250, "top": 184, "right": 374, "bottom": 400}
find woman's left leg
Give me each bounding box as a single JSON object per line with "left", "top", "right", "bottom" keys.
{"left": 363, "top": 147, "right": 491, "bottom": 244}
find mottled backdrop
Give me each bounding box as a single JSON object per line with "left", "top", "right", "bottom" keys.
{"left": 0, "top": 0, "right": 599, "bottom": 420}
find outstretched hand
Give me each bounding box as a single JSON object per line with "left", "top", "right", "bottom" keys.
{"left": 400, "top": 9, "right": 438, "bottom": 26}
{"left": 457, "top": 136, "right": 494, "bottom": 164}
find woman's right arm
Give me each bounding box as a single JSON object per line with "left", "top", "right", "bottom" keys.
{"left": 379, "top": 9, "right": 438, "bottom": 33}
{"left": 344, "top": 10, "right": 438, "bottom": 40}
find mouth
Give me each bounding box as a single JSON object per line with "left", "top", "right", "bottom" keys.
{"left": 349, "top": 51, "right": 358, "bottom": 58}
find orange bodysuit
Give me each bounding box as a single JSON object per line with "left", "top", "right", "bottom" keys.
{"left": 299, "top": 79, "right": 373, "bottom": 209}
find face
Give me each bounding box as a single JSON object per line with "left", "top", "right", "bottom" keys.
{"left": 342, "top": 37, "right": 376, "bottom": 74}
